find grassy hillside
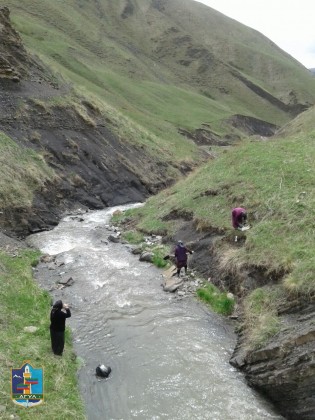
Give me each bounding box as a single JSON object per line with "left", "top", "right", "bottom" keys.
{"left": 2, "top": 0, "right": 315, "bottom": 140}
{"left": 117, "top": 107, "right": 315, "bottom": 347}
{"left": 125, "top": 124, "right": 315, "bottom": 290}
{"left": 275, "top": 105, "right": 315, "bottom": 137}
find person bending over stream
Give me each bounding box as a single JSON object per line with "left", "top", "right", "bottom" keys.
{"left": 173, "top": 241, "right": 193, "bottom": 277}
{"left": 50, "top": 300, "right": 71, "bottom": 356}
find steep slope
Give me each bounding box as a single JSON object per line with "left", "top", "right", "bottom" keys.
{"left": 2, "top": 0, "right": 315, "bottom": 140}
{"left": 0, "top": 7, "right": 201, "bottom": 235}
{"left": 275, "top": 105, "right": 315, "bottom": 137}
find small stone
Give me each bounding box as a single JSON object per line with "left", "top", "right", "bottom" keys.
{"left": 23, "top": 326, "right": 38, "bottom": 333}
{"left": 108, "top": 234, "right": 120, "bottom": 243}
{"left": 139, "top": 252, "right": 154, "bottom": 263}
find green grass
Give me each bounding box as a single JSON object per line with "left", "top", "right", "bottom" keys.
{"left": 0, "top": 249, "right": 85, "bottom": 419}
{"left": 0, "top": 132, "right": 56, "bottom": 209}
{"left": 128, "top": 130, "right": 315, "bottom": 293}
{"left": 151, "top": 246, "right": 169, "bottom": 268}
{"left": 122, "top": 230, "right": 144, "bottom": 244}
{"left": 243, "top": 286, "right": 283, "bottom": 349}
{"left": 276, "top": 106, "right": 315, "bottom": 137}
{"left": 197, "top": 284, "right": 235, "bottom": 315}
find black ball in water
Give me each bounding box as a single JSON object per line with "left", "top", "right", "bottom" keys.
{"left": 96, "top": 364, "right": 111, "bottom": 378}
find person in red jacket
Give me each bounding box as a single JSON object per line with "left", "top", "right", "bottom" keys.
{"left": 232, "top": 207, "right": 247, "bottom": 230}
{"left": 174, "top": 241, "right": 193, "bottom": 277}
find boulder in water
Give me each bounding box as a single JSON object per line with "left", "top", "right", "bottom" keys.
{"left": 96, "top": 364, "right": 111, "bottom": 378}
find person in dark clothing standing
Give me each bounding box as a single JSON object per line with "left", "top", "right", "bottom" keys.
{"left": 50, "top": 300, "right": 71, "bottom": 356}
{"left": 173, "top": 241, "right": 193, "bottom": 277}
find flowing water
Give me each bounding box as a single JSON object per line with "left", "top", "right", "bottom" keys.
{"left": 27, "top": 205, "right": 283, "bottom": 420}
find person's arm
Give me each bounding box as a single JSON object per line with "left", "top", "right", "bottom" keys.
{"left": 232, "top": 210, "right": 238, "bottom": 228}
{"left": 65, "top": 308, "right": 71, "bottom": 318}
{"left": 62, "top": 304, "right": 71, "bottom": 318}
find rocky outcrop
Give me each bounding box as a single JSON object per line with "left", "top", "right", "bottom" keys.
{"left": 230, "top": 303, "right": 315, "bottom": 420}
{"left": 226, "top": 114, "right": 279, "bottom": 137}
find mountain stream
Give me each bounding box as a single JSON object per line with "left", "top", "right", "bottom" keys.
{"left": 27, "top": 205, "right": 283, "bottom": 420}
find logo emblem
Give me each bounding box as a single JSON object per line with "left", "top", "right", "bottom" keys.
{"left": 11, "top": 361, "right": 44, "bottom": 408}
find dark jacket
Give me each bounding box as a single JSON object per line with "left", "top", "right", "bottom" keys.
{"left": 50, "top": 308, "right": 71, "bottom": 332}
{"left": 175, "top": 245, "right": 192, "bottom": 263}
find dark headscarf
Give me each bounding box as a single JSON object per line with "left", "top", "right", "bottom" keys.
{"left": 51, "top": 300, "right": 63, "bottom": 319}
{"left": 53, "top": 300, "right": 63, "bottom": 309}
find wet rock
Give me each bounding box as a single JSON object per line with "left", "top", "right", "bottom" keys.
{"left": 70, "top": 216, "right": 84, "bottom": 221}
{"left": 96, "top": 364, "right": 111, "bottom": 378}
{"left": 41, "top": 254, "right": 55, "bottom": 263}
{"left": 108, "top": 234, "right": 120, "bottom": 243}
{"left": 131, "top": 246, "right": 143, "bottom": 255}
{"left": 112, "top": 210, "right": 122, "bottom": 217}
{"left": 231, "top": 304, "right": 315, "bottom": 419}
{"left": 139, "top": 251, "right": 154, "bottom": 263}
{"left": 164, "top": 282, "right": 181, "bottom": 293}
{"left": 47, "top": 262, "right": 56, "bottom": 270}
{"left": 162, "top": 265, "right": 190, "bottom": 292}
{"left": 58, "top": 277, "right": 75, "bottom": 287}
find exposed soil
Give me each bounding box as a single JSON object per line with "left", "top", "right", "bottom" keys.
{"left": 226, "top": 114, "right": 279, "bottom": 137}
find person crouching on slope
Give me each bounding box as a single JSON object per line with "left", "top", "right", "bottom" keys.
{"left": 231, "top": 207, "right": 248, "bottom": 230}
